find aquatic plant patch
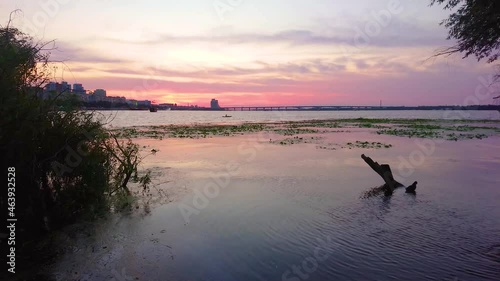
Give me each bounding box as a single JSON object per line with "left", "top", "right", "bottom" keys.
{"left": 111, "top": 118, "right": 500, "bottom": 141}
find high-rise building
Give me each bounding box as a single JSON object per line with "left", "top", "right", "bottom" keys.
{"left": 93, "top": 89, "right": 107, "bottom": 98}
{"left": 45, "top": 82, "right": 57, "bottom": 92}
{"left": 73, "top": 84, "right": 85, "bottom": 94}
{"left": 44, "top": 81, "right": 70, "bottom": 94}
{"left": 211, "top": 99, "right": 220, "bottom": 109}
{"left": 61, "top": 81, "right": 71, "bottom": 93}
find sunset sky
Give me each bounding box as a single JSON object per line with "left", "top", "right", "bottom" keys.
{"left": 1, "top": 0, "right": 497, "bottom": 107}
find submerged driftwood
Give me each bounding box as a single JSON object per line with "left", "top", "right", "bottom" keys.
{"left": 361, "top": 154, "right": 417, "bottom": 196}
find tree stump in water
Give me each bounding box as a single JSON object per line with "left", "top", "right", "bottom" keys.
{"left": 361, "top": 154, "right": 417, "bottom": 196}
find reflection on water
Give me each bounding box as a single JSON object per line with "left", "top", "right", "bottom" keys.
{"left": 50, "top": 133, "right": 500, "bottom": 281}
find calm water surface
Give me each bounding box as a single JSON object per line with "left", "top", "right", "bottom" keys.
{"left": 51, "top": 113, "right": 500, "bottom": 281}
{"left": 97, "top": 110, "right": 500, "bottom": 127}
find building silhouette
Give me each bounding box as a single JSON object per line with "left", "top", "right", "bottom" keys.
{"left": 73, "top": 83, "right": 85, "bottom": 94}
{"left": 45, "top": 81, "right": 71, "bottom": 93}
{"left": 61, "top": 81, "right": 71, "bottom": 93}
{"left": 211, "top": 99, "right": 221, "bottom": 109}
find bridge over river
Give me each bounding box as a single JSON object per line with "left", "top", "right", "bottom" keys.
{"left": 224, "top": 105, "right": 407, "bottom": 111}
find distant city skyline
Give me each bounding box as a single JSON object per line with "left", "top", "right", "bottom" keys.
{"left": 42, "top": 81, "right": 153, "bottom": 106}
{"left": 2, "top": 1, "right": 499, "bottom": 107}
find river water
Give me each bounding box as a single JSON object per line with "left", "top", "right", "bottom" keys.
{"left": 48, "top": 111, "right": 500, "bottom": 281}
{"left": 97, "top": 110, "right": 500, "bottom": 127}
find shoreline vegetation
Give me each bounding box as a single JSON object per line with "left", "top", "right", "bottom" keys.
{"left": 1, "top": 23, "right": 158, "bottom": 280}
